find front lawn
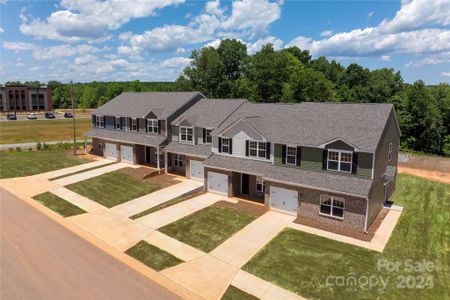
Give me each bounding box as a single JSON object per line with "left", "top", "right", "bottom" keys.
{"left": 0, "top": 118, "right": 91, "bottom": 144}
{"left": 33, "top": 192, "right": 86, "bottom": 217}
{"left": 125, "top": 240, "right": 183, "bottom": 271}
{"left": 66, "top": 171, "right": 157, "bottom": 208}
{"left": 0, "top": 149, "right": 91, "bottom": 179}
{"left": 243, "top": 174, "right": 450, "bottom": 299}
{"left": 221, "top": 286, "right": 258, "bottom": 300}
{"left": 159, "top": 206, "right": 255, "bottom": 252}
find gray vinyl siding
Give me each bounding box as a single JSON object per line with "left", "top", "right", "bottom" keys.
{"left": 357, "top": 152, "right": 373, "bottom": 178}
{"left": 325, "top": 140, "right": 354, "bottom": 151}
{"left": 172, "top": 125, "right": 179, "bottom": 142}
{"left": 196, "top": 127, "right": 204, "bottom": 144}
{"left": 138, "top": 118, "right": 146, "bottom": 132}
{"left": 104, "top": 116, "right": 115, "bottom": 130}
{"left": 160, "top": 120, "right": 167, "bottom": 136}
{"left": 212, "top": 136, "right": 219, "bottom": 153}
{"left": 301, "top": 147, "right": 323, "bottom": 170}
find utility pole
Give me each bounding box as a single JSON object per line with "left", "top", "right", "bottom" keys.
{"left": 71, "top": 81, "right": 76, "bottom": 156}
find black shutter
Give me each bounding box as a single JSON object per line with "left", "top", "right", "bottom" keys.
{"left": 229, "top": 139, "right": 233, "bottom": 154}
{"left": 266, "top": 142, "right": 271, "bottom": 159}
{"left": 281, "top": 145, "right": 286, "bottom": 164}
{"left": 352, "top": 152, "right": 358, "bottom": 174}
{"left": 92, "top": 115, "right": 96, "bottom": 127}
{"left": 296, "top": 146, "right": 301, "bottom": 166}
{"left": 145, "top": 119, "right": 148, "bottom": 132}
{"left": 203, "top": 128, "right": 206, "bottom": 143}
{"left": 136, "top": 119, "right": 139, "bottom": 132}
{"left": 322, "top": 149, "right": 328, "bottom": 169}
{"left": 218, "top": 137, "right": 222, "bottom": 153}
{"left": 128, "top": 118, "right": 131, "bottom": 130}
{"left": 158, "top": 120, "right": 161, "bottom": 134}
{"left": 245, "top": 140, "right": 249, "bottom": 156}
{"left": 120, "top": 117, "right": 123, "bottom": 130}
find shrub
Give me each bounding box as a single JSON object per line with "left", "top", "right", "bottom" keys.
{"left": 36, "top": 142, "right": 42, "bottom": 151}
{"left": 43, "top": 143, "right": 50, "bottom": 150}
{"left": 28, "top": 147, "right": 33, "bottom": 151}
{"left": 16, "top": 147, "right": 22, "bottom": 152}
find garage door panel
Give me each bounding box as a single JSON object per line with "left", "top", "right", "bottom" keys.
{"left": 207, "top": 172, "right": 228, "bottom": 195}
{"left": 190, "top": 160, "right": 204, "bottom": 181}
{"left": 120, "top": 145, "right": 134, "bottom": 164}
{"left": 105, "top": 143, "right": 117, "bottom": 161}
{"left": 270, "top": 186, "right": 298, "bottom": 214}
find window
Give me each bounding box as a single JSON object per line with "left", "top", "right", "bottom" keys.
{"left": 96, "top": 116, "right": 104, "bottom": 128}
{"left": 221, "top": 138, "right": 230, "bottom": 153}
{"left": 115, "top": 117, "right": 121, "bottom": 130}
{"left": 98, "top": 143, "right": 103, "bottom": 150}
{"left": 320, "top": 195, "right": 344, "bottom": 218}
{"left": 249, "top": 141, "right": 266, "bottom": 158}
{"left": 205, "top": 129, "right": 212, "bottom": 144}
{"left": 180, "top": 126, "right": 193, "bottom": 143}
{"left": 327, "top": 150, "right": 352, "bottom": 173}
{"left": 174, "top": 154, "right": 183, "bottom": 167}
{"left": 286, "top": 146, "right": 297, "bottom": 165}
{"left": 256, "top": 176, "right": 265, "bottom": 192}
{"left": 147, "top": 119, "right": 158, "bottom": 133}
{"left": 131, "top": 118, "right": 138, "bottom": 131}
{"left": 388, "top": 142, "right": 393, "bottom": 161}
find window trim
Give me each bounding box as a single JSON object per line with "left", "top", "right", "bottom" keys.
{"left": 179, "top": 126, "right": 193, "bottom": 144}
{"left": 248, "top": 140, "right": 267, "bottom": 159}
{"left": 388, "top": 142, "right": 393, "bottom": 162}
{"left": 115, "top": 117, "right": 121, "bottom": 130}
{"left": 96, "top": 116, "right": 104, "bottom": 128}
{"left": 173, "top": 154, "right": 183, "bottom": 167}
{"left": 221, "top": 138, "right": 230, "bottom": 153}
{"left": 205, "top": 129, "right": 212, "bottom": 144}
{"left": 319, "top": 194, "right": 345, "bottom": 219}
{"left": 256, "top": 176, "right": 265, "bottom": 192}
{"left": 327, "top": 149, "right": 352, "bottom": 173}
{"left": 286, "top": 146, "right": 297, "bottom": 165}
{"left": 147, "top": 118, "right": 158, "bottom": 134}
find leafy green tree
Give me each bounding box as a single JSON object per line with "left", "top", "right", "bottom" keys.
{"left": 308, "top": 56, "right": 345, "bottom": 83}
{"left": 281, "top": 47, "right": 311, "bottom": 65}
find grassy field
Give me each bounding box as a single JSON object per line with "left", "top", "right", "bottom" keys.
{"left": 221, "top": 286, "right": 258, "bottom": 300}
{"left": 0, "top": 118, "right": 91, "bottom": 144}
{"left": 125, "top": 241, "right": 183, "bottom": 271}
{"left": 243, "top": 174, "right": 450, "bottom": 299}
{"left": 66, "top": 171, "right": 157, "bottom": 208}
{"left": 33, "top": 192, "right": 86, "bottom": 217}
{"left": 0, "top": 149, "right": 91, "bottom": 179}
{"left": 159, "top": 206, "right": 256, "bottom": 252}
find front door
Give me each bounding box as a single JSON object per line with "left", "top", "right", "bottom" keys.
{"left": 242, "top": 174, "right": 249, "bottom": 194}
{"left": 145, "top": 146, "right": 151, "bottom": 163}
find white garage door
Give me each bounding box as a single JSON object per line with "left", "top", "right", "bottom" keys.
{"left": 120, "top": 145, "right": 134, "bottom": 164}
{"left": 190, "top": 160, "right": 204, "bottom": 181}
{"left": 105, "top": 143, "right": 117, "bottom": 161}
{"left": 270, "top": 186, "right": 298, "bottom": 215}
{"left": 207, "top": 172, "right": 228, "bottom": 195}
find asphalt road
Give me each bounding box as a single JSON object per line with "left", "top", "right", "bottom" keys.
{"left": 0, "top": 188, "right": 180, "bottom": 300}
{"left": 0, "top": 115, "right": 90, "bottom": 122}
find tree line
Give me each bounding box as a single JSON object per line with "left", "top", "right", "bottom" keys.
{"left": 5, "top": 39, "right": 449, "bottom": 156}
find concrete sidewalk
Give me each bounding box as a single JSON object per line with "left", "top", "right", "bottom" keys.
{"left": 51, "top": 187, "right": 107, "bottom": 212}
{"left": 39, "top": 159, "right": 112, "bottom": 179}
{"left": 135, "top": 193, "right": 225, "bottom": 229}
{"left": 111, "top": 180, "right": 204, "bottom": 218}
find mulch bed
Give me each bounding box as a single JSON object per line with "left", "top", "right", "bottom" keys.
{"left": 294, "top": 207, "right": 389, "bottom": 242}
{"left": 117, "top": 167, "right": 182, "bottom": 189}
{"left": 213, "top": 200, "right": 267, "bottom": 218}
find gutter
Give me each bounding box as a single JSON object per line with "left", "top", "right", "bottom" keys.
{"left": 364, "top": 197, "right": 369, "bottom": 233}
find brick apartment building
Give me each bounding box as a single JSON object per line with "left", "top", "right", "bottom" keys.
{"left": 0, "top": 85, "right": 53, "bottom": 112}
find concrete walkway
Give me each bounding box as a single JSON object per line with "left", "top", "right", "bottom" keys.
{"left": 232, "top": 270, "right": 305, "bottom": 300}
{"left": 39, "top": 159, "right": 112, "bottom": 179}
{"left": 111, "top": 180, "right": 204, "bottom": 217}
{"left": 51, "top": 187, "right": 107, "bottom": 212}
{"left": 0, "top": 139, "right": 89, "bottom": 151}
{"left": 143, "top": 231, "right": 206, "bottom": 262}
{"left": 210, "top": 211, "right": 295, "bottom": 268}
{"left": 135, "top": 193, "right": 225, "bottom": 229}
{"left": 53, "top": 162, "right": 136, "bottom": 186}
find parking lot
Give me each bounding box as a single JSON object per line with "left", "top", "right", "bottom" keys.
{"left": 0, "top": 113, "right": 90, "bottom": 122}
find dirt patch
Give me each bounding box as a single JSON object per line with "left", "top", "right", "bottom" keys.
{"left": 398, "top": 166, "right": 450, "bottom": 184}
{"left": 118, "top": 167, "right": 182, "bottom": 189}
{"left": 294, "top": 208, "right": 389, "bottom": 242}
{"left": 212, "top": 200, "right": 266, "bottom": 217}
{"left": 399, "top": 153, "right": 450, "bottom": 172}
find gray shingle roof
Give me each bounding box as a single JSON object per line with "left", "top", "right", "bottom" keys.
{"left": 214, "top": 102, "right": 394, "bottom": 153}
{"left": 93, "top": 92, "right": 203, "bottom": 119}
{"left": 85, "top": 128, "right": 166, "bottom": 146}
{"left": 204, "top": 154, "right": 373, "bottom": 197}
{"left": 171, "top": 98, "right": 247, "bottom": 128}
{"left": 164, "top": 142, "right": 212, "bottom": 158}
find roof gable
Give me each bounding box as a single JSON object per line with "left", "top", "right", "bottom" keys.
{"left": 219, "top": 118, "right": 266, "bottom": 140}
{"left": 320, "top": 138, "right": 359, "bottom": 151}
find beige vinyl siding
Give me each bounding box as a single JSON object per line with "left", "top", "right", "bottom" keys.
{"left": 274, "top": 143, "right": 283, "bottom": 165}
{"left": 357, "top": 152, "right": 373, "bottom": 177}
{"left": 301, "top": 147, "right": 323, "bottom": 170}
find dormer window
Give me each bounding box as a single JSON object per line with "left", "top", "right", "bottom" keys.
{"left": 327, "top": 149, "right": 352, "bottom": 173}
{"left": 115, "top": 117, "right": 121, "bottom": 130}
{"left": 147, "top": 119, "right": 158, "bottom": 133}
{"left": 221, "top": 138, "right": 230, "bottom": 153}
{"left": 286, "top": 146, "right": 297, "bottom": 165}
{"left": 180, "top": 126, "right": 193, "bottom": 143}
{"left": 131, "top": 118, "right": 138, "bottom": 131}
{"left": 96, "top": 116, "right": 104, "bottom": 128}
{"left": 249, "top": 141, "right": 266, "bottom": 159}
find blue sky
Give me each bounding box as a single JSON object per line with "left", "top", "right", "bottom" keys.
{"left": 1, "top": 0, "right": 449, "bottom": 84}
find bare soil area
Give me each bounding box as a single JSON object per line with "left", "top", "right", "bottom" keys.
{"left": 118, "top": 167, "right": 183, "bottom": 189}
{"left": 398, "top": 154, "right": 449, "bottom": 184}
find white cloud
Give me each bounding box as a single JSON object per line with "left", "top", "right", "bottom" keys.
{"left": 176, "top": 48, "right": 186, "bottom": 54}
{"left": 380, "top": 55, "right": 391, "bottom": 61}
{"left": 19, "top": 0, "right": 185, "bottom": 42}
{"left": 203, "top": 39, "right": 223, "bottom": 49}
{"left": 441, "top": 72, "right": 450, "bottom": 77}
{"left": 161, "top": 56, "right": 191, "bottom": 68}
{"left": 247, "top": 36, "right": 282, "bottom": 53}
{"left": 406, "top": 52, "right": 450, "bottom": 67}
{"left": 205, "top": 0, "right": 224, "bottom": 16}
{"left": 368, "top": 11, "right": 374, "bottom": 20}
{"left": 0, "top": 27, "right": 4, "bottom": 33}
{"left": 320, "top": 30, "right": 333, "bottom": 37}
{"left": 2, "top": 41, "right": 35, "bottom": 51}
{"left": 287, "top": 0, "right": 450, "bottom": 59}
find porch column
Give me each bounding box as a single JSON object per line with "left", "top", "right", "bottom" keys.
{"left": 156, "top": 146, "right": 160, "bottom": 174}
{"left": 164, "top": 150, "right": 168, "bottom": 173}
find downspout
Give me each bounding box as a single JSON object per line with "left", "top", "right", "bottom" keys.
{"left": 364, "top": 197, "right": 369, "bottom": 234}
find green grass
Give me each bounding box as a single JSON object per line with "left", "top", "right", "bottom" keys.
{"left": 159, "top": 206, "right": 256, "bottom": 252}
{"left": 66, "top": 171, "right": 157, "bottom": 208}
{"left": 243, "top": 174, "right": 450, "bottom": 299}
{"left": 125, "top": 241, "right": 183, "bottom": 271}
{"left": 0, "top": 149, "right": 91, "bottom": 179}
{"left": 49, "top": 162, "right": 116, "bottom": 180}
{"left": 129, "top": 188, "right": 204, "bottom": 220}
{"left": 0, "top": 118, "right": 91, "bottom": 144}
{"left": 221, "top": 286, "right": 258, "bottom": 300}
{"left": 33, "top": 192, "right": 86, "bottom": 217}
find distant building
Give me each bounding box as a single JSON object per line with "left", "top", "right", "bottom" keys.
{"left": 0, "top": 85, "right": 53, "bottom": 112}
